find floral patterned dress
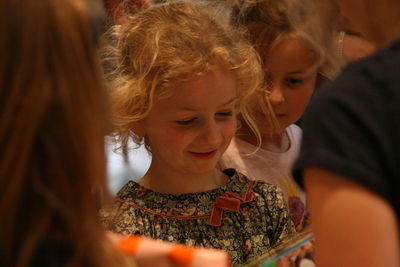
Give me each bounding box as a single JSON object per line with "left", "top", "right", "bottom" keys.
{"left": 100, "top": 169, "right": 294, "bottom": 266}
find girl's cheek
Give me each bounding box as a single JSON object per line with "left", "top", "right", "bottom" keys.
{"left": 222, "top": 119, "right": 237, "bottom": 139}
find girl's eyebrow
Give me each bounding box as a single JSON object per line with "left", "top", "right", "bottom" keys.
{"left": 287, "top": 68, "right": 318, "bottom": 76}
{"left": 287, "top": 68, "right": 316, "bottom": 74}
{"left": 179, "top": 96, "right": 237, "bottom": 111}
{"left": 287, "top": 70, "right": 306, "bottom": 74}
{"left": 287, "top": 65, "right": 319, "bottom": 75}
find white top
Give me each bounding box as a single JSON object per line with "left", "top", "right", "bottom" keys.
{"left": 219, "top": 124, "right": 307, "bottom": 230}
{"left": 106, "top": 137, "right": 151, "bottom": 195}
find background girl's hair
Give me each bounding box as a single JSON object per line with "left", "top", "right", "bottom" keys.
{"left": 0, "top": 0, "right": 132, "bottom": 266}
{"left": 102, "top": 0, "right": 266, "bottom": 150}
{"left": 231, "top": 0, "right": 343, "bottom": 80}
{"left": 284, "top": 0, "right": 344, "bottom": 78}
{"left": 230, "top": 0, "right": 292, "bottom": 64}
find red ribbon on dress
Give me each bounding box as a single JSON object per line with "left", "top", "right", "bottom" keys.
{"left": 208, "top": 182, "right": 255, "bottom": 226}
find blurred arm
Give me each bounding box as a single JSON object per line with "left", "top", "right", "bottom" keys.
{"left": 304, "top": 168, "right": 399, "bottom": 267}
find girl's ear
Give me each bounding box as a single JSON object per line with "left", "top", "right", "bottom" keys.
{"left": 131, "top": 120, "right": 146, "bottom": 137}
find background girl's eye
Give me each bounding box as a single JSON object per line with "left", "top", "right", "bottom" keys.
{"left": 285, "top": 77, "right": 303, "bottom": 87}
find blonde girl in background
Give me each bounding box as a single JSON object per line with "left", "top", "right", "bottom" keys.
{"left": 100, "top": 1, "right": 294, "bottom": 265}
{"left": 219, "top": 0, "right": 341, "bottom": 232}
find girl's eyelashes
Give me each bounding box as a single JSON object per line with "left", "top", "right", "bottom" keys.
{"left": 285, "top": 77, "right": 303, "bottom": 86}
{"left": 216, "top": 111, "right": 233, "bottom": 117}
{"left": 175, "top": 110, "right": 234, "bottom": 126}
{"left": 176, "top": 117, "right": 196, "bottom": 125}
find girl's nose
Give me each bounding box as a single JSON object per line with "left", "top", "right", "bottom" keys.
{"left": 200, "top": 120, "right": 222, "bottom": 146}
{"left": 267, "top": 85, "right": 285, "bottom": 106}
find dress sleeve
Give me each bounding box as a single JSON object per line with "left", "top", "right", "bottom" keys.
{"left": 256, "top": 182, "right": 295, "bottom": 247}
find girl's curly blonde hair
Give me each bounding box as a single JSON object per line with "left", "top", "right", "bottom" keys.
{"left": 103, "top": 0, "right": 270, "bottom": 151}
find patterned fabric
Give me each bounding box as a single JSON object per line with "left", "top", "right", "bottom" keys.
{"left": 219, "top": 125, "right": 309, "bottom": 232}
{"left": 100, "top": 169, "right": 294, "bottom": 266}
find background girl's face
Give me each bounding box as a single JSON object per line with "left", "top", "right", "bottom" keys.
{"left": 253, "top": 36, "right": 317, "bottom": 134}
{"left": 139, "top": 68, "right": 238, "bottom": 176}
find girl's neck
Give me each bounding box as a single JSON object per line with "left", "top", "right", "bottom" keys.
{"left": 139, "top": 166, "right": 229, "bottom": 194}
{"left": 236, "top": 122, "right": 290, "bottom": 153}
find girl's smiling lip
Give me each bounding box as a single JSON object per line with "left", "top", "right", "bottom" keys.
{"left": 189, "top": 150, "right": 217, "bottom": 159}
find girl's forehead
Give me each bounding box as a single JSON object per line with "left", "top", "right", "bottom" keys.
{"left": 270, "top": 34, "right": 314, "bottom": 53}
{"left": 153, "top": 68, "right": 238, "bottom": 108}
{"left": 263, "top": 35, "right": 319, "bottom": 75}
{"left": 158, "top": 67, "right": 237, "bottom": 94}
{"left": 267, "top": 36, "right": 315, "bottom": 61}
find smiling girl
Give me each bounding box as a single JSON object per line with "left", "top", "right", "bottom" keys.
{"left": 100, "top": 1, "right": 293, "bottom": 266}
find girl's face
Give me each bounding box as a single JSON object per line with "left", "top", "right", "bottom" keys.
{"left": 138, "top": 68, "right": 238, "bottom": 176}
{"left": 252, "top": 36, "right": 317, "bottom": 134}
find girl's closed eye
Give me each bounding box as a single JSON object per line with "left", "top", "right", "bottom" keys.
{"left": 176, "top": 110, "right": 234, "bottom": 126}
{"left": 216, "top": 110, "right": 236, "bottom": 121}
{"left": 176, "top": 117, "right": 197, "bottom": 126}
{"left": 216, "top": 110, "right": 234, "bottom": 117}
